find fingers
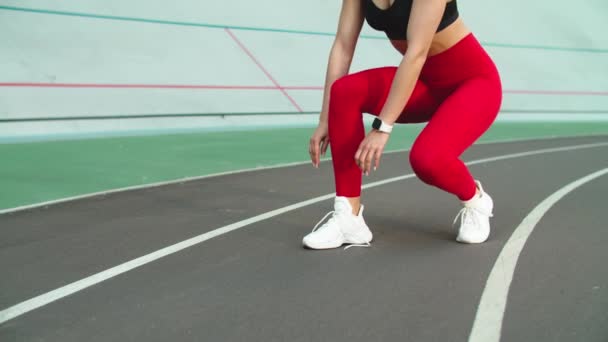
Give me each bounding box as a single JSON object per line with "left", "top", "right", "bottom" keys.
{"left": 356, "top": 143, "right": 383, "bottom": 175}
{"left": 309, "top": 138, "right": 319, "bottom": 168}
{"left": 321, "top": 137, "right": 329, "bottom": 156}
{"left": 355, "top": 145, "right": 371, "bottom": 175}
{"left": 362, "top": 149, "right": 372, "bottom": 175}
{"left": 309, "top": 123, "right": 330, "bottom": 168}
{"left": 374, "top": 151, "right": 382, "bottom": 171}
{"left": 310, "top": 137, "right": 330, "bottom": 168}
{"left": 363, "top": 149, "right": 375, "bottom": 175}
{"left": 354, "top": 146, "right": 362, "bottom": 165}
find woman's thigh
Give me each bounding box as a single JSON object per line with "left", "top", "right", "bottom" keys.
{"left": 333, "top": 67, "right": 442, "bottom": 124}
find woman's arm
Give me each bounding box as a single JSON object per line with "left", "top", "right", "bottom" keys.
{"left": 377, "top": 0, "right": 445, "bottom": 124}
{"left": 310, "top": 0, "right": 364, "bottom": 168}
{"left": 355, "top": 0, "right": 446, "bottom": 174}
{"left": 318, "top": 0, "right": 365, "bottom": 124}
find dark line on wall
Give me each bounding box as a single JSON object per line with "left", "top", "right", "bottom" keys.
{"left": 1, "top": 109, "right": 606, "bottom": 123}
{"left": 2, "top": 83, "right": 607, "bottom": 96}
{"left": 0, "top": 112, "right": 319, "bottom": 122}
{"left": 0, "top": 82, "right": 279, "bottom": 90}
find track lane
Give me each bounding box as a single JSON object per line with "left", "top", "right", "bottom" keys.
{"left": 1, "top": 136, "right": 607, "bottom": 341}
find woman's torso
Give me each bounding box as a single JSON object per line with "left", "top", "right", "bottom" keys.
{"left": 364, "top": 0, "right": 471, "bottom": 56}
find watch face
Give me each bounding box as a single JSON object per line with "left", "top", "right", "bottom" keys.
{"left": 372, "top": 118, "right": 382, "bottom": 130}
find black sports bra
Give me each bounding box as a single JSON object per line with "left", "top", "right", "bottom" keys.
{"left": 364, "top": 0, "right": 459, "bottom": 40}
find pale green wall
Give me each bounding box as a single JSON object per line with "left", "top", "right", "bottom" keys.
{"left": 1, "top": 0, "right": 607, "bottom": 139}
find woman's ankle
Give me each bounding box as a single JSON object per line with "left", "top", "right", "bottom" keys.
{"left": 345, "top": 197, "right": 361, "bottom": 215}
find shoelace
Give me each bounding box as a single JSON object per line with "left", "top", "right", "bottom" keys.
{"left": 311, "top": 211, "right": 335, "bottom": 233}
{"left": 452, "top": 206, "right": 493, "bottom": 229}
{"left": 344, "top": 242, "right": 370, "bottom": 250}
{"left": 311, "top": 211, "right": 371, "bottom": 250}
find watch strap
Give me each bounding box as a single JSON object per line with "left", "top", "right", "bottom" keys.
{"left": 372, "top": 118, "right": 393, "bottom": 133}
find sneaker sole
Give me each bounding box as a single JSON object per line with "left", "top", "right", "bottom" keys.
{"left": 456, "top": 234, "right": 489, "bottom": 244}
{"left": 302, "top": 240, "right": 345, "bottom": 250}
{"left": 303, "top": 235, "right": 373, "bottom": 250}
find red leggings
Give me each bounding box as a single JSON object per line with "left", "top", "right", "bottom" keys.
{"left": 328, "top": 34, "right": 502, "bottom": 201}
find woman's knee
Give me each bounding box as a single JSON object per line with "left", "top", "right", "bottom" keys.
{"left": 409, "top": 145, "right": 446, "bottom": 182}
{"left": 330, "top": 74, "right": 368, "bottom": 107}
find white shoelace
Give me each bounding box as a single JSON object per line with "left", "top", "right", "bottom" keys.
{"left": 311, "top": 211, "right": 335, "bottom": 233}
{"left": 311, "top": 211, "right": 371, "bottom": 250}
{"left": 344, "top": 242, "right": 370, "bottom": 250}
{"left": 452, "top": 206, "right": 493, "bottom": 229}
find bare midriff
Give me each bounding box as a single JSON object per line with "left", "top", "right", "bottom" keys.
{"left": 390, "top": 17, "right": 470, "bottom": 56}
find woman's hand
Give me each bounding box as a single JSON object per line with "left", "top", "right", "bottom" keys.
{"left": 309, "top": 122, "right": 330, "bottom": 168}
{"left": 355, "top": 130, "right": 390, "bottom": 175}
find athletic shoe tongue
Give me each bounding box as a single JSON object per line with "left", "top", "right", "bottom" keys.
{"left": 334, "top": 198, "right": 352, "bottom": 214}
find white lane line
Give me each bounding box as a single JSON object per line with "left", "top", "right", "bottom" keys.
{"left": 468, "top": 167, "right": 608, "bottom": 342}
{"left": 1, "top": 135, "right": 606, "bottom": 215}
{"left": 1, "top": 141, "right": 607, "bottom": 324}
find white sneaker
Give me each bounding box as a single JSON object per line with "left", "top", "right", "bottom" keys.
{"left": 302, "top": 197, "right": 373, "bottom": 250}
{"left": 454, "top": 181, "right": 494, "bottom": 244}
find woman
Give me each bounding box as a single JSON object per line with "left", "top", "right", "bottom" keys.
{"left": 303, "top": 0, "right": 502, "bottom": 249}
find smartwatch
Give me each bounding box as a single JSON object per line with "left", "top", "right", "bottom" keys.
{"left": 372, "top": 118, "right": 393, "bottom": 134}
